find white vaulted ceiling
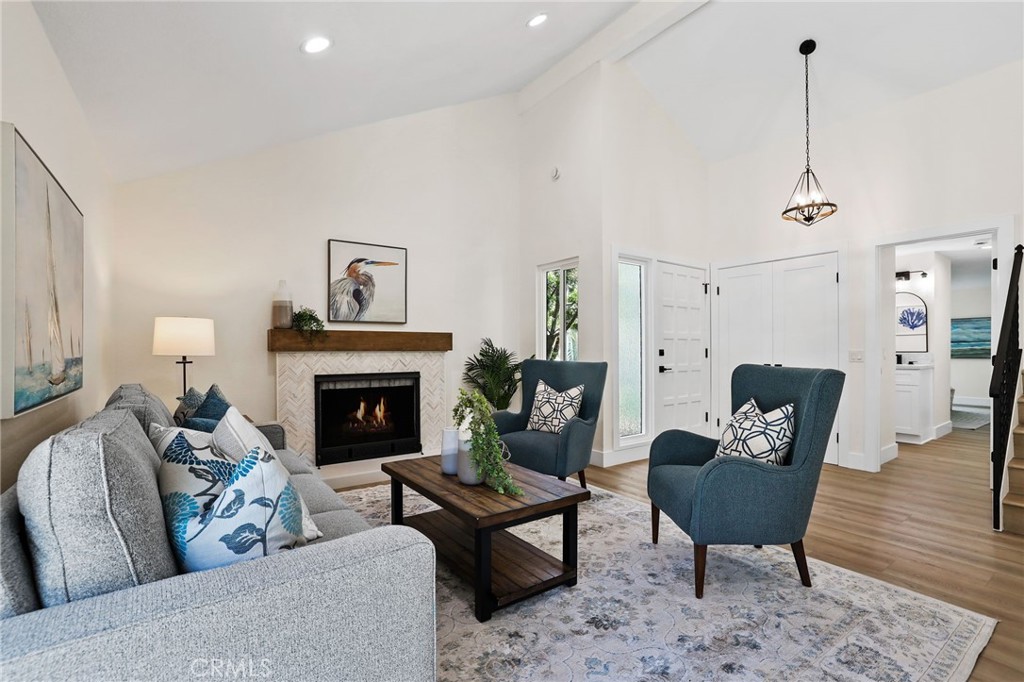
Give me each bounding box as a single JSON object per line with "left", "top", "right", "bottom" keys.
{"left": 625, "top": 1, "right": 1024, "bottom": 162}
{"left": 32, "top": 1, "right": 633, "bottom": 181}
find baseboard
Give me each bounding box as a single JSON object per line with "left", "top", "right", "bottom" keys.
{"left": 591, "top": 442, "right": 651, "bottom": 468}
{"left": 841, "top": 449, "right": 882, "bottom": 473}
{"left": 953, "top": 396, "right": 990, "bottom": 409}
{"left": 880, "top": 442, "right": 898, "bottom": 466}
{"left": 933, "top": 421, "right": 952, "bottom": 439}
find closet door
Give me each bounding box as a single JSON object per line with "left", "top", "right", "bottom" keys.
{"left": 714, "top": 262, "right": 774, "bottom": 429}
{"left": 772, "top": 252, "right": 840, "bottom": 463}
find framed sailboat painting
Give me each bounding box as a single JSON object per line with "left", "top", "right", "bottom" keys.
{"left": 1, "top": 123, "right": 84, "bottom": 417}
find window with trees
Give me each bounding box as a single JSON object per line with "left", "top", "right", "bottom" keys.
{"left": 542, "top": 263, "right": 578, "bottom": 361}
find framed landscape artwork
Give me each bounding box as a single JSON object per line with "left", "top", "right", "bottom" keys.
{"left": 327, "top": 239, "right": 407, "bottom": 323}
{"left": 895, "top": 291, "right": 928, "bottom": 353}
{"left": 0, "top": 124, "right": 85, "bottom": 417}
{"left": 951, "top": 317, "right": 991, "bottom": 359}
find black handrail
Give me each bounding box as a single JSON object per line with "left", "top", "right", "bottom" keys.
{"left": 989, "top": 244, "right": 1023, "bottom": 530}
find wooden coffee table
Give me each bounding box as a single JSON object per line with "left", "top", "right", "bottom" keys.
{"left": 382, "top": 455, "right": 590, "bottom": 622}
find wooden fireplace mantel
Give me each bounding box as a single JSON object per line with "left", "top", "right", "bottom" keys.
{"left": 267, "top": 329, "right": 453, "bottom": 353}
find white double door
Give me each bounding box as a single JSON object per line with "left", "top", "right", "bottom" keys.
{"left": 713, "top": 253, "right": 840, "bottom": 464}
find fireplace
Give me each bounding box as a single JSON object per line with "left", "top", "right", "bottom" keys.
{"left": 314, "top": 372, "right": 421, "bottom": 466}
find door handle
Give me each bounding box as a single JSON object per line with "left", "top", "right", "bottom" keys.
{"left": 659, "top": 366, "right": 672, "bottom": 373}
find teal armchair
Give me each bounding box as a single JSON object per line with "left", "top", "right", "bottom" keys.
{"left": 493, "top": 359, "right": 608, "bottom": 488}
{"left": 648, "top": 364, "right": 845, "bottom": 598}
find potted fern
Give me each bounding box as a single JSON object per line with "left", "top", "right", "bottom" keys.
{"left": 451, "top": 389, "right": 522, "bottom": 496}
{"left": 462, "top": 338, "right": 530, "bottom": 410}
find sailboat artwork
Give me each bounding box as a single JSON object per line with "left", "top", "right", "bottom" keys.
{"left": 2, "top": 125, "right": 84, "bottom": 417}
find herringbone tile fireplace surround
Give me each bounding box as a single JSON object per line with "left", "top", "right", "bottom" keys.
{"left": 275, "top": 351, "right": 446, "bottom": 467}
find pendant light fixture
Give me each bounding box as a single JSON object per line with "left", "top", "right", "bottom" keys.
{"left": 782, "top": 39, "right": 837, "bottom": 226}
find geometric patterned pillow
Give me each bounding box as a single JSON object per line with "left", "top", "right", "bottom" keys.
{"left": 526, "top": 379, "right": 584, "bottom": 434}
{"left": 158, "top": 435, "right": 307, "bottom": 573}
{"left": 715, "top": 398, "right": 795, "bottom": 466}
{"left": 173, "top": 387, "right": 206, "bottom": 426}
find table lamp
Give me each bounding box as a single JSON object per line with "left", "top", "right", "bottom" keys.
{"left": 152, "top": 317, "right": 215, "bottom": 396}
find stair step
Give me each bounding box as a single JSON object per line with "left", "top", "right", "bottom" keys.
{"left": 1005, "top": 493, "right": 1024, "bottom": 535}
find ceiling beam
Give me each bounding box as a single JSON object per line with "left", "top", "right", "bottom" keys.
{"left": 516, "top": 0, "right": 708, "bottom": 113}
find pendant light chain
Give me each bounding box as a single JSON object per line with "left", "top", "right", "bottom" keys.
{"left": 804, "top": 52, "right": 811, "bottom": 170}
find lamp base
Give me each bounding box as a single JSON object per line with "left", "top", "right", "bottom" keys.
{"left": 174, "top": 356, "right": 193, "bottom": 398}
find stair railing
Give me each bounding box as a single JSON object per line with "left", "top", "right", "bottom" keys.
{"left": 989, "top": 243, "right": 1023, "bottom": 530}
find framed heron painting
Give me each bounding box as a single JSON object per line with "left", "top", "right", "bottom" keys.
{"left": 1, "top": 123, "right": 85, "bottom": 417}
{"left": 327, "top": 239, "right": 407, "bottom": 323}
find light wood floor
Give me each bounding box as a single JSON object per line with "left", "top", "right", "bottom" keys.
{"left": 585, "top": 426, "right": 1023, "bottom": 681}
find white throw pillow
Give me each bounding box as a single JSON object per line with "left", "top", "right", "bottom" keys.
{"left": 159, "top": 436, "right": 307, "bottom": 572}
{"left": 526, "top": 379, "right": 584, "bottom": 434}
{"left": 716, "top": 398, "right": 795, "bottom": 466}
{"left": 212, "top": 408, "right": 322, "bottom": 541}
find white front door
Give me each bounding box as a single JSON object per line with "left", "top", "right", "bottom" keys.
{"left": 655, "top": 261, "right": 710, "bottom": 436}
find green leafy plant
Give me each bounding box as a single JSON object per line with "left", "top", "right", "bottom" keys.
{"left": 291, "top": 306, "right": 325, "bottom": 341}
{"left": 452, "top": 388, "right": 522, "bottom": 496}
{"left": 463, "top": 338, "right": 531, "bottom": 410}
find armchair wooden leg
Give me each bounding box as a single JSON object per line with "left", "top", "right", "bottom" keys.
{"left": 791, "top": 540, "right": 812, "bottom": 587}
{"left": 577, "top": 469, "right": 587, "bottom": 489}
{"left": 558, "top": 476, "right": 566, "bottom": 482}
{"left": 651, "top": 503, "right": 660, "bottom": 544}
{"left": 694, "top": 544, "right": 707, "bottom": 599}
{"left": 754, "top": 545, "right": 763, "bottom": 548}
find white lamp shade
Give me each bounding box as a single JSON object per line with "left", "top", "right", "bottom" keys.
{"left": 152, "top": 317, "right": 216, "bottom": 356}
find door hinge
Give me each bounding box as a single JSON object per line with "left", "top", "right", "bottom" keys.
{"left": 836, "top": 272, "right": 839, "bottom": 283}
{"left": 836, "top": 432, "right": 839, "bottom": 443}
{"left": 716, "top": 418, "right": 720, "bottom": 427}
{"left": 702, "top": 282, "right": 709, "bottom": 294}
{"left": 704, "top": 348, "right": 709, "bottom": 359}
{"left": 993, "top": 258, "right": 998, "bottom": 270}
{"left": 705, "top": 412, "right": 709, "bottom": 423}
{"left": 716, "top": 286, "right": 720, "bottom": 295}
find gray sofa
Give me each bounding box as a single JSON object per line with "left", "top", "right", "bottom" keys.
{"left": 0, "top": 385, "right": 436, "bottom": 681}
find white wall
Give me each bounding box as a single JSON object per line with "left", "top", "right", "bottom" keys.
{"left": 895, "top": 252, "right": 952, "bottom": 429}
{"left": 707, "top": 60, "right": 1023, "bottom": 465}
{"left": 109, "top": 95, "right": 521, "bottom": 440}
{"left": 951, "top": 284, "right": 992, "bottom": 401}
{"left": 0, "top": 3, "right": 114, "bottom": 490}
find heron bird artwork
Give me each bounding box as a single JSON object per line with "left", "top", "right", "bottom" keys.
{"left": 327, "top": 240, "right": 407, "bottom": 323}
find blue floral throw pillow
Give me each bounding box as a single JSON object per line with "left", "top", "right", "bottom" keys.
{"left": 715, "top": 398, "right": 795, "bottom": 466}
{"left": 157, "top": 433, "right": 306, "bottom": 572}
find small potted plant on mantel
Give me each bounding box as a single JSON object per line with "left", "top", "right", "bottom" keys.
{"left": 451, "top": 388, "right": 522, "bottom": 496}
{"left": 291, "top": 306, "right": 325, "bottom": 341}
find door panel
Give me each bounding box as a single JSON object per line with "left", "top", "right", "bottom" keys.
{"left": 655, "top": 262, "right": 709, "bottom": 436}
{"left": 715, "top": 262, "right": 774, "bottom": 428}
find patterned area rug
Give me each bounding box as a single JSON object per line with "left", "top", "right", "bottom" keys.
{"left": 951, "top": 409, "right": 991, "bottom": 430}
{"left": 339, "top": 484, "right": 995, "bottom": 682}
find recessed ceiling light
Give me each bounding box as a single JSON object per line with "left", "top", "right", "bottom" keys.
{"left": 301, "top": 36, "right": 331, "bottom": 54}
{"left": 527, "top": 13, "right": 548, "bottom": 28}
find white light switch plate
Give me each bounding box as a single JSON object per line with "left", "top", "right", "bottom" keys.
{"left": 848, "top": 350, "right": 865, "bottom": 363}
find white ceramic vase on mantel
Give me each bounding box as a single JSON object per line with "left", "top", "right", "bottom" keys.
{"left": 456, "top": 439, "right": 484, "bottom": 485}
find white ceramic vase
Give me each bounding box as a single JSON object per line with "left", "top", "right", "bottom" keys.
{"left": 456, "top": 439, "right": 484, "bottom": 485}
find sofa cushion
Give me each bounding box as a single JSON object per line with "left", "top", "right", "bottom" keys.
{"left": 18, "top": 409, "right": 178, "bottom": 607}
{"left": 275, "top": 450, "right": 312, "bottom": 475}
{"left": 191, "top": 384, "right": 232, "bottom": 422}
{"left": 105, "top": 384, "right": 174, "bottom": 433}
{"left": 173, "top": 387, "right": 206, "bottom": 426}
{"left": 309, "top": 510, "right": 371, "bottom": 542}
{"left": 290, "top": 473, "right": 346, "bottom": 514}
{"left": 161, "top": 442, "right": 307, "bottom": 572}
{"left": 500, "top": 429, "right": 560, "bottom": 475}
{"left": 526, "top": 379, "right": 583, "bottom": 434}
{"left": 0, "top": 487, "right": 40, "bottom": 619}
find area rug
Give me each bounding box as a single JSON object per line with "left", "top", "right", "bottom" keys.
{"left": 339, "top": 484, "right": 995, "bottom": 682}
{"left": 951, "top": 409, "right": 991, "bottom": 430}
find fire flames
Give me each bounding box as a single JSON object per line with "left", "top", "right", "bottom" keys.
{"left": 348, "top": 396, "right": 391, "bottom": 431}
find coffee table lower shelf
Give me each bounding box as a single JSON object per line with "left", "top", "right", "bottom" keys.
{"left": 404, "top": 509, "right": 576, "bottom": 619}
